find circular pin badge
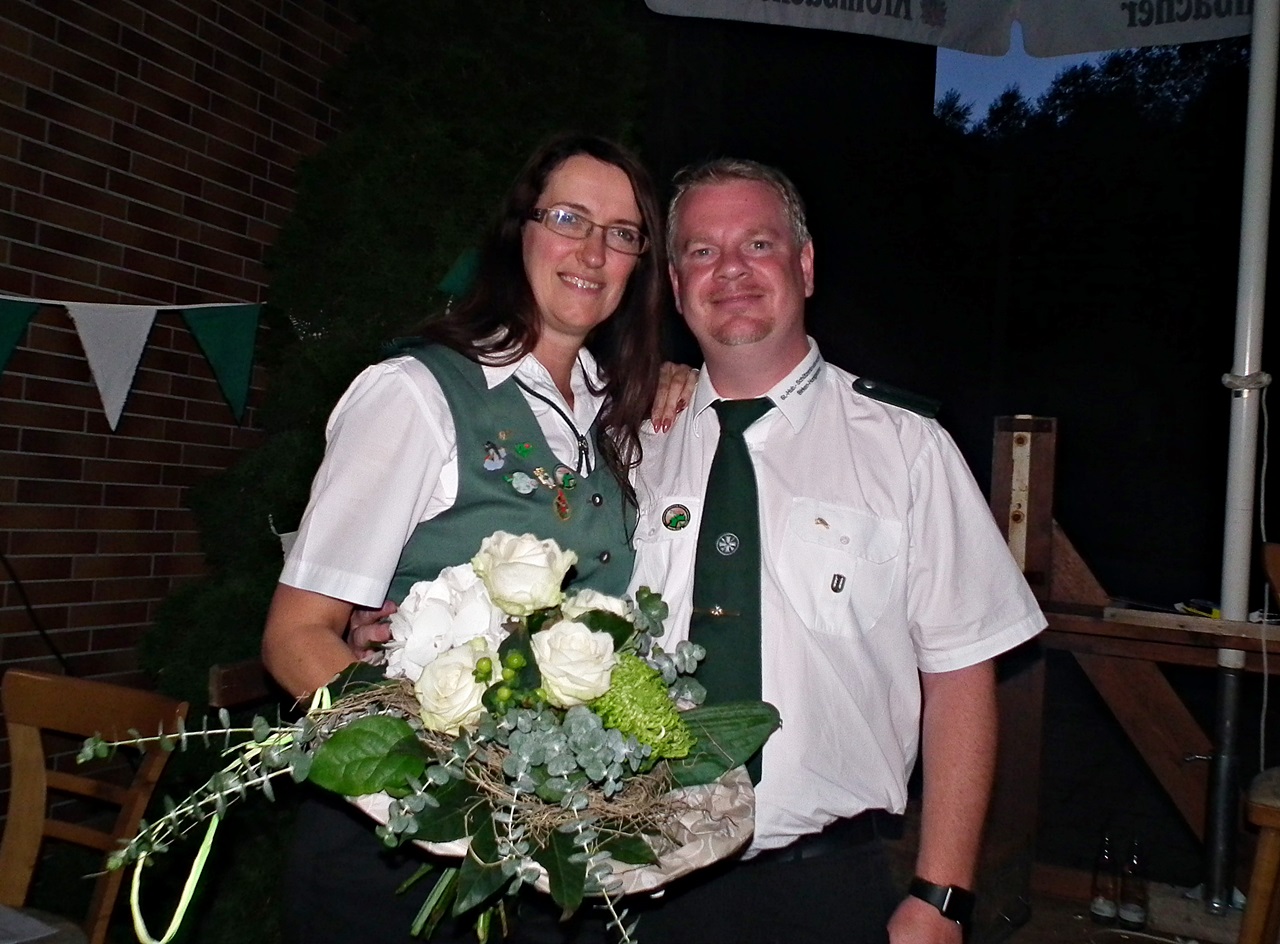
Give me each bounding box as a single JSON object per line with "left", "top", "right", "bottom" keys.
{"left": 715, "top": 533, "right": 740, "bottom": 556}
{"left": 662, "top": 504, "right": 691, "bottom": 531}
{"left": 508, "top": 472, "right": 537, "bottom": 495}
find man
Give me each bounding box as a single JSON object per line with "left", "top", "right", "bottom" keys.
{"left": 626, "top": 158, "right": 1045, "bottom": 944}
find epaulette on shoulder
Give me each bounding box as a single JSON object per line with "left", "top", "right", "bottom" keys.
{"left": 851, "top": 377, "right": 941, "bottom": 418}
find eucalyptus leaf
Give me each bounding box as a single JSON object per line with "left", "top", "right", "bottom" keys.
{"left": 667, "top": 701, "right": 782, "bottom": 788}
{"left": 531, "top": 828, "right": 585, "bottom": 913}
{"left": 307, "top": 716, "right": 427, "bottom": 795}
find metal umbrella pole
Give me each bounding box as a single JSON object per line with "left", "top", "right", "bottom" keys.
{"left": 1205, "top": 0, "right": 1279, "bottom": 914}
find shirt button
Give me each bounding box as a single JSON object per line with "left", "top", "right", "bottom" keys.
{"left": 598, "top": 551, "right": 611, "bottom": 563}
{"left": 591, "top": 493, "right": 603, "bottom": 506}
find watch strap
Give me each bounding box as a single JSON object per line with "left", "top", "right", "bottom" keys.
{"left": 908, "top": 877, "right": 976, "bottom": 925}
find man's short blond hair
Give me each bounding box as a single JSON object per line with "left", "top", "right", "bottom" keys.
{"left": 666, "top": 158, "right": 811, "bottom": 259}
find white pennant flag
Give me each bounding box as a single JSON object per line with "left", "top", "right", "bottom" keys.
{"left": 64, "top": 303, "right": 158, "bottom": 430}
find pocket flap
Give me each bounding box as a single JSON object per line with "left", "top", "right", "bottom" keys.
{"left": 786, "top": 498, "right": 899, "bottom": 564}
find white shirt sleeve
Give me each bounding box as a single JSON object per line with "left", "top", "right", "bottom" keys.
{"left": 280, "top": 356, "right": 457, "bottom": 608}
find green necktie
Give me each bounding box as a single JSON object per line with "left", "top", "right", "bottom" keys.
{"left": 690, "top": 397, "right": 773, "bottom": 782}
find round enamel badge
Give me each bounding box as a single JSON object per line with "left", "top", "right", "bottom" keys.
{"left": 662, "top": 504, "right": 691, "bottom": 531}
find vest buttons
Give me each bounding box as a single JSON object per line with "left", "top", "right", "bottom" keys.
{"left": 598, "top": 551, "right": 611, "bottom": 563}
{"left": 590, "top": 493, "right": 604, "bottom": 506}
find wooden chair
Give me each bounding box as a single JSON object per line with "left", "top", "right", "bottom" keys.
{"left": 1239, "top": 545, "right": 1280, "bottom": 944}
{"left": 0, "top": 668, "right": 189, "bottom": 944}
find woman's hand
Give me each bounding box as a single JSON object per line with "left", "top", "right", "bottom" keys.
{"left": 348, "top": 600, "right": 397, "bottom": 662}
{"left": 651, "top": 361, "right": 699, "bottom": 433}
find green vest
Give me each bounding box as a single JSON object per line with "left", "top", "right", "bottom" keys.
{"left": 388, "top": 345, "right": 634, "bottom": 603}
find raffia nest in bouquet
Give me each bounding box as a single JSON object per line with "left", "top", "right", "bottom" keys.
{"left": 339, "top": 680, "right": 757, "bottom": 895}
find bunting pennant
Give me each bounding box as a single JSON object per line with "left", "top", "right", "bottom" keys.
{"left": 0, "top": 298, "right": 39, "bottom": 375}
{"left": 64, "top": 303, "right": 158, "bottom": 431}
{"left": 180, "top": 304, "right": 261, "bottom": 421}
{"left": 1, "top": 293, "right": 260, "bottom": 430}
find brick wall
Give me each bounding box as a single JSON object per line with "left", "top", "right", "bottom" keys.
{"left": 0, "top": 0, "right": 358, "bottom": 816}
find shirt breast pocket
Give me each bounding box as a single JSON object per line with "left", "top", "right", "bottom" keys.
{"left": 778, "top": 497, "right": 902, "bottom": 636}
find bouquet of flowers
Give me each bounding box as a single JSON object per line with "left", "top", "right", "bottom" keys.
{"left": 84, "top": 531, "right": 780, "bottom": 944}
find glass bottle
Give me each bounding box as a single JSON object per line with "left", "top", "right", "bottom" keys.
{"left": 1090, "top": 832, "right": 1119, "bottom": 925}
{"left": 1117, "top": 838, "right": 1149, "bottom": 930}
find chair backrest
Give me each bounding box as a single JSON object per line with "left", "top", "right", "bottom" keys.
{"left": 0, "top": 668, "right": 188, "bottom": 944}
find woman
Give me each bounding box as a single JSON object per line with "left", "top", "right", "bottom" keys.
{"left": 263, "top": 134, "right": 669, "bottom": 944}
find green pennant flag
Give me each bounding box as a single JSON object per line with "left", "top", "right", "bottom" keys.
{"left": 179, "top": 304, "right": 260, "bottom": 421}
{"left": 0, "top": 298, "right": 40, "bottom": 375}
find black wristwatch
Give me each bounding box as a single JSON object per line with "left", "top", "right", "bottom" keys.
{"left": 908, "top": 877, "right": 976, "bottom": 926}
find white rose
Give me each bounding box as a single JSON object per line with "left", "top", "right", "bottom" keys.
{"left": 471, "top": 532, "right": 577, "bottom": 617}
{"left": 561, "top": 588, "right": 633, "bottom": 623}
{"left": 414, "top": 639, "right": 498, "bottom": 734}
{"left": 530, "top": 620, "right": 616, "bottom": 708}
{"left": 383, "top": 565, "right": 505, "bottom": 682}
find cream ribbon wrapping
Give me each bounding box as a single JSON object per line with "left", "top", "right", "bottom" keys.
{"left": 352, "top": 765, "right": 756, "bottom": 895}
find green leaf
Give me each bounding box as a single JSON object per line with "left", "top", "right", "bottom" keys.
{"left": 667, "top": 702, "right": 782, "bottom": 788}
{"left": 307, "top": 716, "right": 427, "bottom": 795}
{"left": 413, "top": 778, "right": 480, "bottom": 842}
{"left": 327, "top": 661, "right": 396, "bottom": 697}
{"left": 453, "top": 814, "right": 510, "bottom": 916}
{"left": 531, "top": 828, "right": 585, "bottom": 913}
{"left": 599, "top": 833, "right": 658, "bottom": 866}
{"left": 577, "top": 609, "right": 635, "bottom": 649}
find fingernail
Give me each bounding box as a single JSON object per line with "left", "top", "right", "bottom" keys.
{"left": 676, "top": 399, "right": 687, "bottom": 413}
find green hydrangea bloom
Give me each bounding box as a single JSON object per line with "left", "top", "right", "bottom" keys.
{"left": 591, "top": 653, "right": 695, "bottom": 761}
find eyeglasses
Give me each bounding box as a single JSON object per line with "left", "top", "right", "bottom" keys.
{"left": 528, "top": 207, "right": 649, "bottom": 256}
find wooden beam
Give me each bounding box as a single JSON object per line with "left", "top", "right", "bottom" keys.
{"left": 1073, "top": 653, "right": 1211, "bottom": 841}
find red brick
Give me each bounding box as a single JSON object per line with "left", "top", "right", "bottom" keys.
{"left": 183, "top": 397, "right": 243, "bottom": 426}
{"left": 16, "top": 477, "right": 105, "bottom": 505}
{"left": 22, "top": 377, "right": 101, "bottom": 411}
{"left": 0, "top": 605, "right": 68, "bottom": 635}
{"left": 42, "top": 174, "right": 129, "bottom": 217}
{"left": 4, "top": 554, "right": 74, "bottom": 580}
{"left": 1, "top": 99, "right": 47, "bottom": 139}
{"left": 0, "top": 211, "right": 37, "bottom": 242}
{"left": 47, "top": 123, "right": 132, "bottom": 172}
{"left": 186, "top": 150, "right": 253, "bottom": 192}
{"left": 2, "top": 48, "right": 54, "bottom": 90}
{"left": 6, "top": 529, "right": 97, "bottom": 555}
{"left": 206, "top": 134, "right": 268, "bottom": 179}
{"left": 73, "top": 554, "right": 155, "bottom": 580}
{"left": 26, "top": 88, "right": 113, "bottom": 139}
{"left": 0, "top": 269, "right": 35, "bottom": 295}
{"left": 54, "top": 5, "right": 124, "bottom": 45}
{"left": 65, "top": 599, "right": 151, "bottom": 628}
{"left": 75, "top": 506, "right": 156, "bottom": 530}
{"left": 0, "top": 155, "right": 41, "bottom": 192}
{"left": 142, "top": 0, "right": 205, "bottom": 36}
{"left": 67, "top": 649, "right": 141, "bottom": 677}
{"left": 21, "top": 578, "right": 95, "bottom": 607}
{"left": 182, "top": 194, "right": 246, "bottom": 233}
{"left": 105, "top": 436, "right": 182, "bottom": 464}
{"left": 91, "top": 575, "right": 171, "bottom": 602}
{"left": 1, "top": 630, "right": 91, "bottom": 660}
{"left": 195, "top": 225, "right": 260, "bottom": 260}
{"left": 53, "top": 19, "right": 137, "bottom": 77}
{"left": 19, "top": 428, "right": 106, "bottom": 458}
{"left": 0, "top": 503, "right": 78, "bottom": 531}
{"left": 101, "top": 216, "right": 179, "bottom": 258}
{"left": 96, "top": 531, "right": 174, "bottom": 554}
{"left": 94, "top": 267, "right": 178, "bottom": 305}
{"left": 193, "top": 62, "right": 257, "bottom": 110}
{"left": 118, "top": 73, "right": 196, "bottom": 125}
{"left": 176, "top": 238, "right": 243, "bottom": 276}
{"left": 29, "top": 35, "right": 118, "bottom": 91}
{"left": 198, "top": 18, "right": 264, "bottom": 70}
{"left": 138, "top": 57, "right": 213, "bottom": 108}
{"left": 111, "top": 123, "right": 185, "bottom": 169}
{"left": 121, "top": 247, "right": 195, "bottom": 285}
{"left": 134, "top": 105, "right": 206, "bottom": 153}
{"left": 152, "top": 553, "right": 206, "bottom": 577}
{"left": 82, "top": 457, "right": 165, "bottom": 485}
{"left": 2, "top": 5, "right": 57, "bottom": 41}
{"left": 125, "top": 201, "right": 200, "bottom": 241}
{"left": 2, "top": 397, "right": 90, "bottom": 433}
{"left": 15, "top": 190, "right": 105, "bottom": 236}
{"left": 93, "top": 406, "right": 169, "bottom": 437}
{"left": 250, "top": 174, "right": 293, "bottom": 209}
{"left": 50, "top": 72, "right": 134, "bottom": 122}
{"left": 0, "top": 17, "right": 34, "bottom": 56}
{"left": 90, "top": 624, "right": 148, "bottom": 650}
{"left": 153, "top": 509, "right": 197, "bottom": 532}
{"left": 2, "top": 451, "right": 84, "bottom": 479}
{"left": 36, "top": 224, "right": 124, "bottom": 266}
{"left": 93, "top": 0, "right": 146, "bottom": 31}
{"left": 119, "top": 24, "right": 195, "bottom": 80}
{"left": 101, "top": 483, "right": 182, "bottom": 509}
{"left": 141, "top": 14, "right": 213, "bottom": 69}
{"left": 18, "top": 140, "right": 108, "bottom": 188}
{"left": 125, "top": 389, "right": 187, "bottom": 421}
